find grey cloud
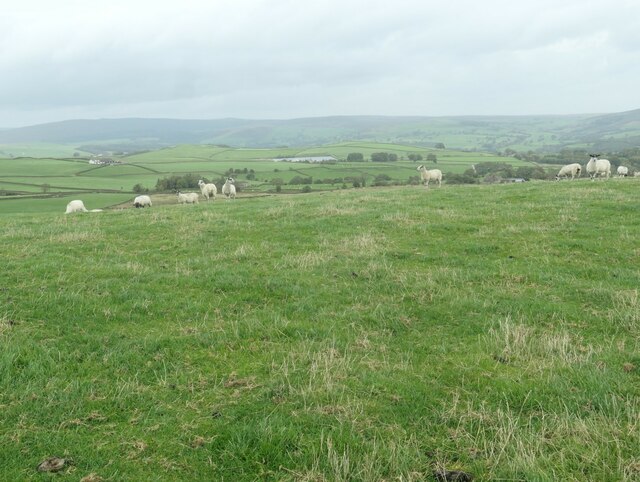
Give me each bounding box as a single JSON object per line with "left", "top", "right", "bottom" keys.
{"left": 1, "top": 0, "right": 640, "bottom": 126}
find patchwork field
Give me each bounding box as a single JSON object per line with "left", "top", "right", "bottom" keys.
{"left": 0, "top": 142, "right": 538, "bottom": 214}
{"left": 1, "top": 180, "right": 638, "bottom": 480}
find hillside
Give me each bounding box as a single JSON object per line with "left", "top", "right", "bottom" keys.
{"left": 1, "top": 182, "right": 638, "bottom": 480}
{"left": 1, "top": 110, "right": 640, "bottom": 154}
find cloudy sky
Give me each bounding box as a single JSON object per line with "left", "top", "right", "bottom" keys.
{"left": 1, "top": 0, "right": 640, "bottom": 127}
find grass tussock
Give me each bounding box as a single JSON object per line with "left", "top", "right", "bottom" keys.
{"left": 487, "top": 316, "right": 599, "bottom": 369}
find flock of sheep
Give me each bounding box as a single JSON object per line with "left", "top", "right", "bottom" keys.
{"left": 64, "top": 177, "right": 237, "bottom": 213}
{"left": 176, "top": 178, "right": 236, "bottom": 204}
{"left": 555, "top": 154, "right": 637, "bottom": 181}
{"left": 415, "top": 155, "right": 637, "bottom": 189}
{"left": 65, "top": 156, "right": 637, "bottom": 213}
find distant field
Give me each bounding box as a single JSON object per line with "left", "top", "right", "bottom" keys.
{"left": 1, "top": 181, "right": 638, "bottom": 480}
{"left": 0, "top": 143, "right": 543, "bottom": 214}
{"left": 0, "top": 143, "right": 89, "bottom": 158}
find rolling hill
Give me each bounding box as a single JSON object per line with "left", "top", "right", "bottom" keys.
{"left": 1, "top": 109, "right": 640, "bottom": 154}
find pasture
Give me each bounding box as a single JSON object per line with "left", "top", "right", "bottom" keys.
{"left": 1, "top": 180, "right": 638, "bottom": 480}
{"left": 0, "top": 142, "right": 536, "bottom": 214}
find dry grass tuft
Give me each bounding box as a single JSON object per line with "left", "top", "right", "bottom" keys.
{"left": 486, "top": 316, "right": 598, "bottom": 370}
{"left": 279, "top": 250, "right": 333, "bottom": 269}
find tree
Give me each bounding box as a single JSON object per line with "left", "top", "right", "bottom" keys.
{"left": 347, "top": 152, "right": 364, "bottom": 162}
{"left": 434, "top": 142, "right": 446, "bottom": 149}
{"left": 371, "top": 152, "right": 389, "bottom": 162}
{"left": 427, "top": 154, "right": 438, "bottom": 164}
{"left": 41, "top": 183, "right": 51, "bottom": 193}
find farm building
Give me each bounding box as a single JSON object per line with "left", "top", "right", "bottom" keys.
{"left": 273, "top": 156, "right": 337, "bottom": 163}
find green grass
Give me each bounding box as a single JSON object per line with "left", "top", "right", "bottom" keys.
{"left": 1, "top": 181, "right": 639, "bottom": 481}
{"left": 0, "top": 142, "right": 544, "bottom": 214}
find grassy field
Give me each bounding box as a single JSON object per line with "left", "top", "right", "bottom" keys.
{"left": 0, "top": 142, "right": 540, "bottom": 214}
{"left": 1, "top": 180, "right": 638, "bottom": 481}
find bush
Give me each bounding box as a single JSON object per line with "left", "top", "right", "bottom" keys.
{"left": 155, "top": 173, "right": 200, "bottom": 191}
{"left": 445, "top": 173, "right": 479, "bottom": 184}
{"left": 301, "top": 185, "right": 312, "bottom": 193}
{"left": 373, "top": 173, "right": 392, "bottom": 186}
{"left": 289, "top": 176, "right": 312, "bottom": 185}
{"left": 371, "top": 152, "right": 398, "bottom": 162}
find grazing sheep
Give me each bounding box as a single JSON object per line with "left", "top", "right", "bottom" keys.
{"left": 177, "top": 191, "right": 199, "bottom": 204}
{"left": 416, "top": 165, "right": 443, "bottom": 188}
{"left": 635, "top": 172, "right": 640, "bottom": 177}
{"left": 617, "top": 166, "right": 629, "bottom": 177}
{"left": 198, "top": 179, "right": 217, "bottom": 201}
{"left": 555, "top": 163, "right": 582, "bottom": 181}
{"left": 586, "top": 154, "right": 611, "bottom": 180}
{"left": 133, "top": 195, "right": 152, "bottom": 208}
{"left": 222, "top": 177, "right": 237, "bottom": 199}
{"left": 65, "top": 200, "right": 88, "bottom": 214}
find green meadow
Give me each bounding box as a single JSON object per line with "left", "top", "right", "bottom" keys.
{"left": 1, "top": 179, "right": 638, "bottom": 481}
{"left": 0, "top": 142, "right": 539, "bottom": 214}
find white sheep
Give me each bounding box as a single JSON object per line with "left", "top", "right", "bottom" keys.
{"left": 222, "top": 177, "right": 237, "bottom": 199}
{"left": 634, "top": 172, "right": 640, "bottom": 177}
{"left": 416, "top": 165, "right": 442, "bottom": 188}
{"left": 198, "top": 179, "right": 217, "bottom": 201}
{"left": 133, "top": 195, "right": 152, "bottom": 208}
{"left": 555, "top": 163, "right": 582, "bottom": 181}
{"left": 65, "top": 200, "right": 88, "bottom": 214}
{"left": 177, "top": 191, "right": 199, "bottom": 204}
{"left": 617, "top": 166, "right": 629, "bottom": 177}
{"left": 586, "top": 155, "right": 611, "bottom": 180}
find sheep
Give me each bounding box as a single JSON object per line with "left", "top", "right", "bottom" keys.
{"left": 65, "top": 200, "right": 88, "bottom": 214}
{"left": 176, "top": 191, "right": 199, "bottom": 204}
{"left": 198, "top": 179, "right": 217, "bottom": 201}
{"left": 586, "top": 154, "right": 611, "bottom": 180}
{"left": 222, "top": 177, "right": 237, "bottom": 199}
{"left": 555, "top": 163, "right": 582, "bottom": 181}
{"left": 635, "top": 172, "right": 640, "bottom": 177}
{"left": 617, "top": 166, "right": 629, "bottom": 177}
{"left": 416, "top": 165, "right": 443, "bottom": 188}
{"left": 133, "top": 195, "right": 152, "bottom": 208}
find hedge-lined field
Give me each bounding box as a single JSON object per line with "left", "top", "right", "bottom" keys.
{"left": 0, "top": 142, "right": 537, "bottom": 214}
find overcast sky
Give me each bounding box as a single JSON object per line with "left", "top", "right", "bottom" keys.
{"left": 1, "top": 0, "right": 640, "bottom": 127}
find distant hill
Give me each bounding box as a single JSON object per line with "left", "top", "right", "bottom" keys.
{"left": 1, "top": 110, "right": 640, "bottom": 153}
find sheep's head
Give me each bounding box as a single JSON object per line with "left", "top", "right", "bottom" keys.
{"left": 226, "top": 177, "right": 235, "bottom": 184}
{"left": 416, "top": 165, "right": 424, "bottom": 171}
{"left": 198, "top": 180, "right": 204, "bottom": 186}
